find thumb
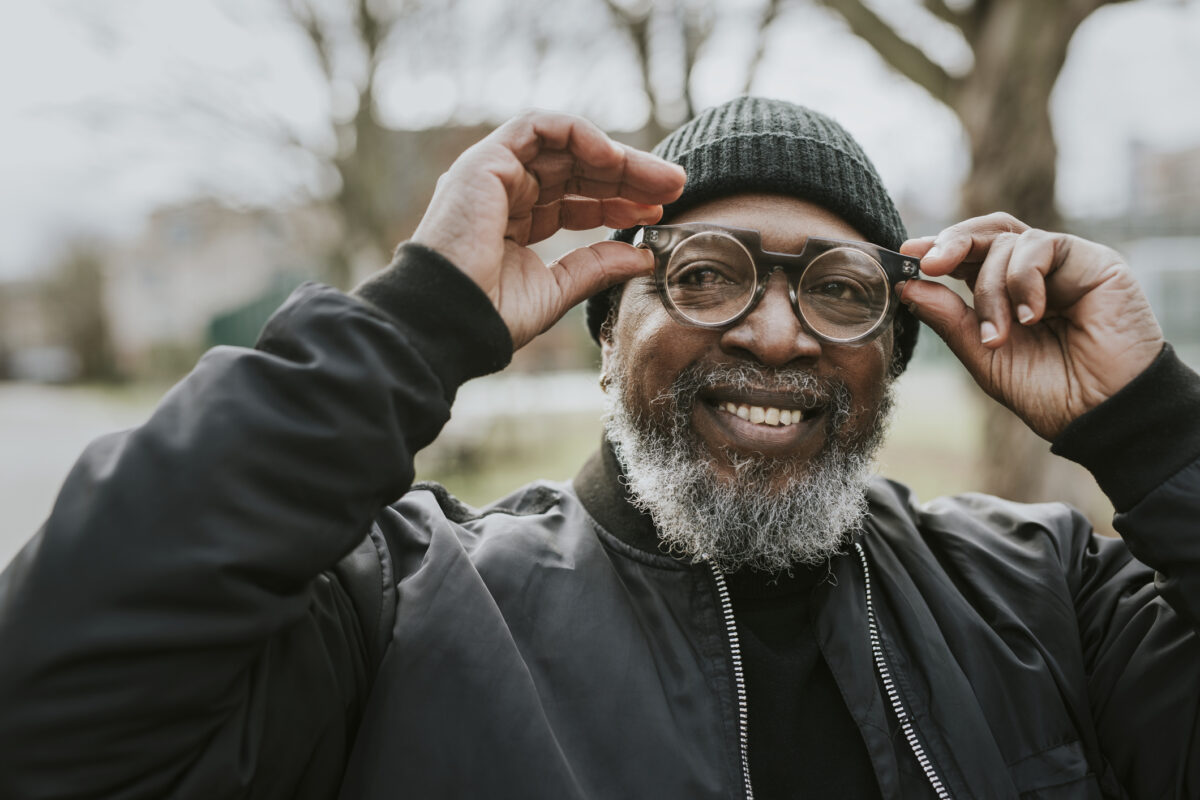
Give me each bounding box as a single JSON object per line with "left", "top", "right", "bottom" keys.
{"left": 548, "top": 240, "right": 654, "bottom": 310}
{"left": 899, "top": 279, "right": 987, "bottom": 367}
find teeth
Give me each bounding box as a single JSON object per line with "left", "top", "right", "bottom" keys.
{"left": 721, "top": 401, "right": 806, "bottom": 427}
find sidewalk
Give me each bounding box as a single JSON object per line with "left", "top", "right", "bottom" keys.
{"left": 0, "top": 383, "right": 158, "bottom": 567}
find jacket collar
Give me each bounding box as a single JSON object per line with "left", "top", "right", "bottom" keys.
{"left": 573, "top": 437, "right": 662, "bottom": 558}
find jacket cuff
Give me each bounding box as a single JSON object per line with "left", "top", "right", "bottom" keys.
{"left": 1051, "top": 343, "right": 1200, "bottom": 511}
{"left": 352, "top": 242, "right": 513, "bottom": 399}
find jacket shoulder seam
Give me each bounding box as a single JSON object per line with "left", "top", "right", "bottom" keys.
{"left": 411, "top": 480, "right": 564, "bottom": 523}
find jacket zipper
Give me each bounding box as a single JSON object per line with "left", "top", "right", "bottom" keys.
{"left": 854, "top": 542, "right": 952, "bottom": 799}
{"left": 708, "top": 563, "right": 755, "bottom": 800}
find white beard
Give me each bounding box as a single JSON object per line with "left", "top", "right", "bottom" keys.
{"left": 603, "top": 358, "right": 892, "bottom": 574}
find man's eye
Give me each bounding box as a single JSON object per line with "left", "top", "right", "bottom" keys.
{"left": 811, "top": 279, "right": 867, "bottom": 302}
{"left": 676, "top": 262, "right": 737, "bottom": 286}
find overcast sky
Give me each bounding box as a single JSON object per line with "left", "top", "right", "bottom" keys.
{"left": 1, "top": 0, "right": 1198, "bottom": 279}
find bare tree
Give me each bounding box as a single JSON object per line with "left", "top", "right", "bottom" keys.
{"left": 602, "top": 0, "right": 782, "bottom": 146}
{"left": 260, "top": 0, "right": 790, "bottom": 284}
{"left": 815, "top": 0, "right": 1139, "bottom": 507}
{"left": 41, "top": 247, "right": 119, "bottom": 383}
{"left": 281, "top": 0, "right": 416, "bottom": 287}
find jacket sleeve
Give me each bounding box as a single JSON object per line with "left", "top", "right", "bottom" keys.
{"left": 1051, "top": 344, "right": 1200, "bottom": 797}
{"left": 0, "top": 243, "right": 513, "bottom": 799}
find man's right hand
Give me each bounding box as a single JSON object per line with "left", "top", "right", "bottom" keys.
{"left": 412, "top": 111, "right": 686, "bottom": 350}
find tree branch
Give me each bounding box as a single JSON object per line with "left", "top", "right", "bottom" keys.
{"left": 601, "top": 0, "right": 657, "bottom": 122}
{"left": 356, "top": 0, "right": 383, "bottom": 71}
{"left": 283, "top": 0, "right": 335, "bottom": 82}
{"left": 680, "top": 3, "right": 714, "bottom": 118}
{"left": 816, "top": 0, "right": 959, "bottom": 103}
{"left": 961, "top": 0, "right": 990, "bottom": 43}
{"left": 743, "top": 0, "right": 784, "bottom": 95}
{"left": 922, "top": 0, "right": 965, "bottom": 31}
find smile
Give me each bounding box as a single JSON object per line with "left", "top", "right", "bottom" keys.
{"left": 715, "top": 401, "right": 815, "bottom": 427}
{"left": 691, "top": 389, "right": 828, "bottom": 462}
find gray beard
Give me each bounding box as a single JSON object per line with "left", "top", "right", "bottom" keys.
{"left": 603, "top": 359, "right": 893, "bottom": 574}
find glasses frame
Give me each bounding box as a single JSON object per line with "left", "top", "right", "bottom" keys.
{"left": 632, "top": 222, "right": 921, "bottom": 344}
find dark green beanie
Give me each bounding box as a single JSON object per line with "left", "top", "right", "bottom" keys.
{"left": 587, "top": 95, "right": 919, "bottom": 373}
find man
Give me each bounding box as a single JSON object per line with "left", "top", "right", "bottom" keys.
{"left": 0, "top": 96, "right": 1196, "bottom": 798}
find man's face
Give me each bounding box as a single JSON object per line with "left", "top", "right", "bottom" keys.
{"left": 602, "top": 193, "right": 894, "bottom": 488}
{"left": 600, "top": 193, "right": 897, "bottom": 572}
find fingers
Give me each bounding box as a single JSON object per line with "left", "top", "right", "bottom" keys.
{"left": 1005, "top": 230, "right": 1055, "bottom": 325}
{"left": 418, "top": 109, "right": 685, "bottom": 285}
{"left": 516, "top": 197, "right": 663, "bottom": 244}
{"left": 911, "top": 212, "right": 1029, "bottom": 277}
{"left": 971, "top": 233, "right": 1017, "bottom": 345}
{"left": 498, "top": 110, "right": 621, "bottom": 166}
{"left": 904, "top": 213, "right": 1061, "bottom": 349}
{"left": 528, "top": 148, "right": 686, "bottom": 206}
{"left": 547, "top": 241, "right": 655, "bottom": 312}
{"left": 496, "top": 110, "right": 686, "bottom": 208}
{"left": 897, "top": 279, "right": 988, "bottom": 371}
{"left": 899, "top": 235, "right": 935, "bottom": 259}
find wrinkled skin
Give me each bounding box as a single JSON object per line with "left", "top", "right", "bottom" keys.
{"left": 601, "top": 193, "right": 895, "bottom": 486}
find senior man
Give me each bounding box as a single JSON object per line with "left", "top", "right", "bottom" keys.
{"left": 1, "top": 97, "right": 1197, "bottom": 799}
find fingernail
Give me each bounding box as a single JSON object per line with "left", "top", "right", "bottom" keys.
{"left": 924, "top": 245, "right": 942, "bottom": 261}
{"left": 980, "top": 321, "right": 998, "bottom": 343}
{"left": 1017, "top": 304, "right": 1034, "bottom": 324}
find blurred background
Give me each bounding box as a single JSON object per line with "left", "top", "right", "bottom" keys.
{"left": 2, "top": 0, "right": 1199, "bottom": 567}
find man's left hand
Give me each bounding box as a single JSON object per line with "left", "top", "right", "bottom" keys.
{"left": 898, "top": 213, "right": 1164, "bottom": 441}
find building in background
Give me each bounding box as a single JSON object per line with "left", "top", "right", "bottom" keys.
{"left": 1074, "top": 141, "right": 1200, "bottom": 367}
{"left": 101, "top": 200, "right": 338, "bottom": 376}
{"left": 6, "top": 132, "right": 1199, "bottom": 383}
{"left": 0, "top": 278, "right": 78, "bottom": 382}
{"left": 1124, "top": 235, "right": 1200, "bottom": 367}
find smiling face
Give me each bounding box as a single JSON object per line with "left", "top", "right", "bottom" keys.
{"left": 602, "top": 193, "right": 895, "bottom": 488}
{"left": 600, "top": 193, "right": 898, "bottom": 572}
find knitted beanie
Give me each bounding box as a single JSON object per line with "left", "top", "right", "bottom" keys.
{"left": 587, "top": 95, "right": 919, "bottom": 373}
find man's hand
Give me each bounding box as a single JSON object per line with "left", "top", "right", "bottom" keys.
{"left": 898, "top": 213, "right": 1164, "bottom": 441}
{"left": 411, "top": 110, "right": 686, "bottom": 350}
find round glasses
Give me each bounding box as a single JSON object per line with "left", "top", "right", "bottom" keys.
{"left": 633, "top": 223, "right": 920, "bottom": 344}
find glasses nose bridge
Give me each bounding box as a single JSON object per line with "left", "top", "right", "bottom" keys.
{"left": 762, "top": 262, "right": 786, "bottom": 279}
{"left": 744, "top": 260, "right": 804, "bottom": 329}
{"left": 753, "top": 259, "right": 801, "bottom": 309}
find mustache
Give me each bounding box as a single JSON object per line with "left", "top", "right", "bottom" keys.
{"left": 652, "top": 362, "right": 844, "bottom": 411}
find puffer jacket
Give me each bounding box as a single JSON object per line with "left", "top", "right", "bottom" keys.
{"left": 0, "top": 244, "right": 1197, "bottom": 799}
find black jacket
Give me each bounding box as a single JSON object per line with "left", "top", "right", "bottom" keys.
{"left": 1, "top": 244, "right": 1198, "bottom": 799}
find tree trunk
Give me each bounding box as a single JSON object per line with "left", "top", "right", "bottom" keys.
{"left": 953, "top": 1, "right": 1081, "bottom": 230}
{"left": 950, "top": 1, "right": 1108, "bottom": 519}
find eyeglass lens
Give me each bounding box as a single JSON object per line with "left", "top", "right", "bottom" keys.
{"left": 662, "top": 231, "right": 891, "bottom": 341}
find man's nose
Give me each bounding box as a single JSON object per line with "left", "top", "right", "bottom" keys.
{"left": 718, "top": 270, "right": 822, "bottom": 367}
